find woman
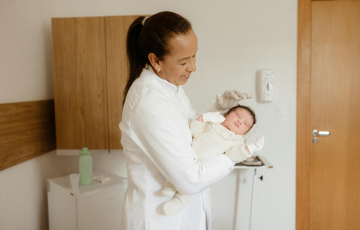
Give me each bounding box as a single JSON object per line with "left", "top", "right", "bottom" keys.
{"left": 120, "top": 11, "right": 251, "bottom": 230}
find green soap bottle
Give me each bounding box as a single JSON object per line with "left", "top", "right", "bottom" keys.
{"left": 79, "top": 147, "right": 92, "bottom": 185}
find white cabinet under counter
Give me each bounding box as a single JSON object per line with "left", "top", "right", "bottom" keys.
{"left": 47, "top": 170, "right": 127, "bottom": 230}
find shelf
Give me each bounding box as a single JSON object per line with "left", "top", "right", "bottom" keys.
{"left": 234, "top": 155, "right": 273, "bottom": 169}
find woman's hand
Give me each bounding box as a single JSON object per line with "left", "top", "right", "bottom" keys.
{"left": 196, "top": 115, "right": 204, "bottom": 122}
{"left": 216, "top": 90, "right": 253, "bottom": 110}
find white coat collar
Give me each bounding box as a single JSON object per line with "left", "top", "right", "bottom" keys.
{"left": 142, "top": 66, "right": 180, "bottom": 96}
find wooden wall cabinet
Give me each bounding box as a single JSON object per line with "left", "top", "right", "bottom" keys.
{"left": 52, "top": 15, "right": 140, "bottom": 151}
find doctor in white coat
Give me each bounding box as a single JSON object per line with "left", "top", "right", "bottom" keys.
{"left": 119, "top": 11, "right": 251, "bottom": 230}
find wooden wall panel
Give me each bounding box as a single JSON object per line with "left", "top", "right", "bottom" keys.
{"left": 0, "top": 100, "right": 56, "bottom": 171}
{"left": 52, "top": 17, "right": 108, "bottom": 149}
{"left": 296, "top": 0, "right": 312, "bottom": 229}
{"left": 106, "top": 15, "right": 143, "bottom": 149}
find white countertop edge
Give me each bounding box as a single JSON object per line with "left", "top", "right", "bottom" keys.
{"left": 56, "top": 149, "right": 123, "bottom": 156}
{"left": 257, "top": 155, "right": 273, "bottom": 169}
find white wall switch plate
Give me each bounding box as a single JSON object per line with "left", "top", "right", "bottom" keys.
{"left": 276, "top": 105, "right": 287, "bottom": 121}
{"left": 257, "top": 69, "right": 276, "bottom": 103}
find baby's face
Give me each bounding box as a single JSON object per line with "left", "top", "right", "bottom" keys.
{"left": 222, "top": 108, "right": 254, "bottom": 135}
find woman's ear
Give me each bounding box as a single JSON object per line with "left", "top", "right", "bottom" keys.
{"left": 148, "top": 53, "right": 161, "bottom": 71}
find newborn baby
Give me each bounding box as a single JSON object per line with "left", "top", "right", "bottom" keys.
{"left": 162, "top": 105, "right": 265, "bottom": 215}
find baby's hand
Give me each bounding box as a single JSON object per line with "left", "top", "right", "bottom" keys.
{"left": 196, "top": 115, "right": 204, "bottom": 122}
{"left": 246, "top": 136, "right": 265, "bottom": 154}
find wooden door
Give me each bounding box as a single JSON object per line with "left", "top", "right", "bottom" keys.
{"left": 309, "top": 1, "right": 360, "bottom": 229}
{"left": 106, "top": 15, "right": 141, "bottom": 150}
{"left": 52, "top": 17, "right": 108, "bottom": 149}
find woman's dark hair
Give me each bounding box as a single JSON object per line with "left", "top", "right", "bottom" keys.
{"left": 123, "top": 11, "right": 192, "bottom": 105}
{"left": 224, "top": 104, "right": 257, "bottom": 128}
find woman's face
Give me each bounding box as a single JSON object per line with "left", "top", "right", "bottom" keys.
{"left": 157, "top": 29, "right": 198, "bottom": 86}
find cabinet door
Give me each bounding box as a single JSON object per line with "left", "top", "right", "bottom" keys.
{"left": 77, "top": 190, "right": 123, "bottom": 230}
{"left": 52, "top": 17, "right": 108, "bottom": 149}
{"left": 48, "top": 182, "right": 77, "bottom": 230}
{"left": 106, "top": 15, "right": 143, "bottom": 149}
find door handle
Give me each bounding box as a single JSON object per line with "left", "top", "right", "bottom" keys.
{"left": 312, "top": 129, "right": 330, "bottom": 136}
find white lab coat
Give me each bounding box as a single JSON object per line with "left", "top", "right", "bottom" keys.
{"left": 119, "top": 67, "right": 235, "bottom": 230}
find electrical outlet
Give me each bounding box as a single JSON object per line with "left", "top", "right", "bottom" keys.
{"left": 276, "top": 105, "right": 287, "bottom": 121}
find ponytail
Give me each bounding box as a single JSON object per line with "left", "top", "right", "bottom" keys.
{"left": 123, "top": 17, "right": 148, "bottom": 106}
{"left": 122, "top": 11, "right": 192, "bottom": 106}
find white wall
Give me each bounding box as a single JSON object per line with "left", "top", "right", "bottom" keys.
{"left": 0, "top": 0, "right": 297, "bottom": 229}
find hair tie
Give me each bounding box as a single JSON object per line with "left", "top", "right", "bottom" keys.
{"left": 142, "top": 17, "right": 148, "bottom": 26}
